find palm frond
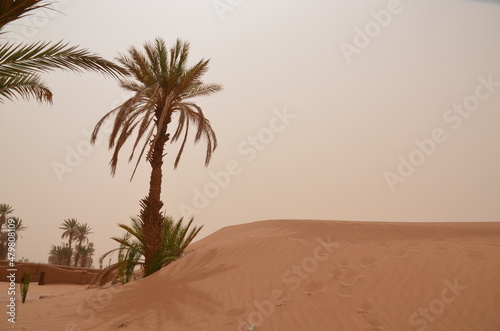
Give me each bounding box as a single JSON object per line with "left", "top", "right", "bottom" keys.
{"left": 0, "top": 0, "right": 53, "bottom": 34}
{"left": 0, "top": 73, "right": 52, "bottom": 103}
{"left": 93, "top": 214, "right": 203, "bottom": 285}
{"left": 0, "top": 40, "right": 125, "bottom": 79}
{"left": 92, "top": 37, "right": 221, "bottom": 179}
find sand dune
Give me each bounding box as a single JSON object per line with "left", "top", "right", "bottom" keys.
{"left": 1, "top": 220, "right": 499, "bottom": 330}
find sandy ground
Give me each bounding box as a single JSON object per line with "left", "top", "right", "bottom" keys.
{"left": 0, "top": 219, "right": 499, "bottom": 330}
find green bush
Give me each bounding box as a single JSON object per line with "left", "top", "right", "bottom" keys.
{"left": 92, "top": 216, "right": 202, "bottom": 286}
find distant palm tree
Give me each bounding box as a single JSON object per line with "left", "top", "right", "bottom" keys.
{"left": 0, "top": 210, "right": 26, "bottom": 260}
{"left": 73, "top": 223, "right": 92, "bottom": 267}
{"left": 78, "top": 242, "right": 95, "bottom": 268}
{"left": 91, "top": 38, "right": 221, "bottom": 276}
{"left": 8, "top": 216, "right": 26, "bottom": 236}
{"left": 48, "top": 244, "right": 71, "bottom": 265}
{"left": 59, "top": 218, "right": 78, "bottom": 265}
{"left": 92, "top": 215, "right": 202, "bottom": 285}
{"left": 0, "top": 0, "right": 124, "bottom": 103}
{"left": 0, "top": 203, "right": 14, "bottom": 230}
{"left": 0, "top": 232, "right": 8, "bottom": 260}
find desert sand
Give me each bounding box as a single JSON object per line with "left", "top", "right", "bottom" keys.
{"left": 1, "top": 219, "right": 499, "bottom": 330}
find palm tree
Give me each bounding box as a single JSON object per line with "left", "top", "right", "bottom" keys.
{"left": 73, "top": 223, "right": 92, "bottom": 267}
{"left": 48, "top": 244, "right": 71, "bottom": 265}
{"left": 0, "top": 0, "right": 124, "bottom": 104}
{"left": 0, "top": 203, "right": 14, "bottom": 230}
{"left": 8, "top": 216, "right": 26, "bottom": 236}
{"left": 0, "top": 232, "right": 8, "bottom": 260}
{"left": 91, "top": 38, "right": 221, "bottom": 275}
{"left": 59, "top": 218, "right": 78, "bottom": 265}
{"left": 92, "top": 215, "right": 202, "bottom": 285}
{"left": 0, "top": 212, "right": 26, "bottom": 260}
{"left": 79, "top": 242, "right": 95, "bottom": 268}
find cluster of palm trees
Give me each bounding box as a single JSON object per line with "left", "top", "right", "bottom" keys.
{"left": 0, "top": 204, "right": 26, "bottom": 260}
{"left": 2, "top": 1, "right": 221, "bottom": 277}
{"left": 48, "top": 219, "right": 94, "bottom": 268}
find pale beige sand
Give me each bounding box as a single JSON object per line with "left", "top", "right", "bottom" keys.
{"left": 1, "top": 220, "right": 499, "bottom": 330}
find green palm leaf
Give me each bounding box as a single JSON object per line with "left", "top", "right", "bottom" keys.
{"left": 0, "top": 0, "right": 53, "bottom": 34}
{"left": 0, "top": 73, "right": 52, "bottom": 103}
{"left": 0, "top": 40, "right": 124, "bottom": 79}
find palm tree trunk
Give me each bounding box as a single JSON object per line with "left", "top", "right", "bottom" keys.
{"left": 141, "top": 128, "right": 169, "bottom": 276}
{"left": 67, "top": 237, "right": 72, "bottom": 266}
{"left": 74, "top": 246, "right": 80, "bottom": 267}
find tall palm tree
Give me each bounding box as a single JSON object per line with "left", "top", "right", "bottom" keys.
{"left": 91, "top": 38, "right": 221, "bottom": 275}
{"left": 0, "top": 0, "right": 124, "bottom": 104}
{"left": 59, "top": 218, "right": 78, "bottom": 265}
{"left": 0, "top": 203, "right": 14, "bottom": 230}
{"left": 73, "top": 223, "right": 92, "bottom": 267}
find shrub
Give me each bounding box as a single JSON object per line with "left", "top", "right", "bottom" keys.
{"left": 92, "top": 216, "right": 202, "bottom": 286}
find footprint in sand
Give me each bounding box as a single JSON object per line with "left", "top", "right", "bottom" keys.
{"left": 339, "top": 268, "right": 363, "bottom": 287}
{"left": 328, "top": 268, "right": 343, "bottom": 279}
{"left": 432, "top": 243, "right": 452, "bottom": 253}
{"left": 356, "top": 301, "right": 373, "bottom": 316}
{"left": 364, "top": 316, "right": 384, "bottom": 330}
{"left": 391, "top": 249, "right": 409, "bottom": 258}
{"left": 336, "top": 284, "right": 354, "bottom": 298}
{"left": 355, "top": 301, "right": 385, "bottom": 330}
{"left": 336, "top": 257, "right": 352, "bottom": 268}
{"left": 339, "top": 274, "right": 363, "bottom": 287}
{"left": 303, "top": 281, "right": 326, "bottom": 295}
{"left": 225, "top": 308, "right": 246, "bottom": 316}
{"left": 357, "top": 256, "right": 377, "bottom": 267}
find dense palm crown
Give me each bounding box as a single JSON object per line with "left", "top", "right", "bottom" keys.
{"left": 91, "top": 38, "right": 221, "bottom": 275}
{"left": 0, "top": 0, "right": 124, "bottom": 104}
{"left": 91, "top": 38, "right": 222, "bottom": 177}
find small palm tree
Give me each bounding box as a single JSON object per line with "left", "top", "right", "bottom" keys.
{"left": 48, "top": 244, "right": 71, "bottom": 265}
{"left": 59, "top": 218, "right": 78, "bottom": 266}
{"left": 0, "top": 215, "right": 26, "bottom": 259}
{"left": 0, "top": 203, "right": 14, "bottom": 230}
{"left": 91, "top": 38, "right": 221, "bottom": 275}
{"left": 79, "top": 242, "right": 95, "bottom": 268}
{"left": 8, "top": 216, "right": 26, "bottom": 236}
{"left": 73, "top": 223, "right": 92, "bottom": 267}
{"left": 0, "top": 0, "right": 124, "bottom": 104}
{"left": 92, "top": 215, "right": 203, "bottom": 286}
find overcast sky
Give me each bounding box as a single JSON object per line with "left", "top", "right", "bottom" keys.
{"left": 1, "top": 0, "right": 499, "bottom": 264}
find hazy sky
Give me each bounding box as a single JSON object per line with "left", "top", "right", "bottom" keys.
{"left": 1, "top": 0, "right": 499, "bottom": 264}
